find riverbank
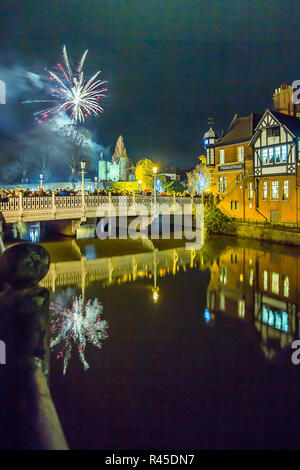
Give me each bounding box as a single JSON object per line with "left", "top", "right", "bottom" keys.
{"left": 224, "top": 221, "right": 300, "bottom": 246}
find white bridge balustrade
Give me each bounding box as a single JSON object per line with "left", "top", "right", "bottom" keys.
{"left": 40, "top": 244, "right": 206, "bottom": 292}
{"left": 0, "top": 193, "right": 203, "bottom": 224}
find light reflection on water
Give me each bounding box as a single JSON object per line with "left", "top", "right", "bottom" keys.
{"left": 41, "top": 235, "right": 300, "bottom": 449}
{"left": 41, "top": 235, "right": 300, "bottom": 368}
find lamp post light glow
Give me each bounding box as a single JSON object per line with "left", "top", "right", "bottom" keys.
{"left": 94, "top": 176, "right": 98, "bottom": 190}
{"left": 152, "top": 289, "right": 159, "bottom": 302}
{"left": 39, "top": 173, "right": 44, "bottom": 189}
{"left": 138, "top": 179, "right": 142, "bottom": 192}
{"left": 81, "top": 160, "right": 86, "bottom": 210}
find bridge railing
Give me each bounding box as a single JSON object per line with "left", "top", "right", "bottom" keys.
{"left": 0, "top": 194, "right": 203, "bottom": 213}
{"left": 55, "top": 195, "right": 82, "bottom": 209}
{"left": 22, "top": 196, "right": 53, "bottom": 210}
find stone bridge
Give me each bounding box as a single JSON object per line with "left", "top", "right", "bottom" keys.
{"left": 0, "top": 193, "right": 203, "bottom": 224}
{"left": 40, "top": 242, "right": 206, "bottom": 293}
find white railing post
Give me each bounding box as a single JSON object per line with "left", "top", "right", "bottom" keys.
{"left": 19, "top": 192, "right": 23, "bottom": 218}
{"left": 173, "top": 191, "right": 176, "bottom": 209}
{"left": 52, "top": 192, "right": 56, "bottom": 218}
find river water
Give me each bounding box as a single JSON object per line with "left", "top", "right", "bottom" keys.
{"left": 38, "top": 234, "right": 300, "bottom": 449}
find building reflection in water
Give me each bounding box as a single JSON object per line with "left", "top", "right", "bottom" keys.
{"left": 50, "top": 295, "right": 109, "bottom": 374}
{"left": 206, "top": 242, "right": 300, "bottom": 360}
{"left": 41, "top": 237, "right": 300, "bottom": 366}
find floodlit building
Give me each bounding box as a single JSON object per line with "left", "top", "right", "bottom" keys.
{"left": 204, "top": 84, "right": 300, "bottom": 225}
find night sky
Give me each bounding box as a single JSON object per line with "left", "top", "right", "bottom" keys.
{"left": 2, "top": 0, "right": 300, "bottom": 167}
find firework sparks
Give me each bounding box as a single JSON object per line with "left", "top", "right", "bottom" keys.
{"left": 50, "top": 295, "right": 109, "bottom": 374}
{"left": 24, "top": 45, "right": 108, "bottom": 124}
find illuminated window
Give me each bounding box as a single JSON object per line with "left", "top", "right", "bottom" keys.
{"left": 218, "top": 176, "right": 227, "bottom": 192}
{"left": 249, "top": 267, "right": 254, "bottom": 286}
{"left": 238, "top": 299, "right": 245, "bottom": 318}
{"left": 283, "top": 276, "right": 289, "bottom": 297}
{"left": 275, "top": 146, "right": 281, "bottom": 162}
{"left": 281, "top": 145, "right": 287, "bottom": 162}
{"left": 237, "top": 146, "right": 244, "bottom": 162}
{"left": 262, "top": 181, "right": 268, "bottom": 200}
{"left": 248, "top": 181, "right": 254, "bottom": 199}
{"left": 220, "top": 293, "right": 225, "bottom": 310}
{"left": 271, "top": 272, "right": 279, "bottom": 294}
{"left": 219, "top": 149, "right": 225, "bottom": 164}
{"left": 283, "top": 180, "right": 289, "bottom": 200}
{"left": 261, "top": 148, "right": 268, "bottom": 163}
{"left": 207, "top": 148, "right": 215, "bottom": 165}
{"left": 219, "top": 266, "right": 227, "bottom": 284}
{"left": 271, "top": 181, "right": 279, "bottom": 199}
{"left": 260, "top": 145, "right": 288, "bottom": 164}
{"left": 282, "top": 312, "right": 289, "bottom": 332}
{"left": 263, "top": 270, "right": 268, "bottom": 291}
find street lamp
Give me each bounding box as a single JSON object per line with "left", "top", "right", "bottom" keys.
{"left": 81, "top": 160, "right": 86, "bottom": 209}
{"left": 39, "top": 173, "right": 43, "bottom": 190}
{"left": 153, "top": 166, "right": 158, "bottom": 203}
{"left": 94, "top": 176, "right": 98, "bottom": 190}
{"left": 138, "top": 179, "right": 142, "bottom": 192}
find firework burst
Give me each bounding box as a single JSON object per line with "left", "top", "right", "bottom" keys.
{"left": 50, "top": 295, "right": 109, "bottom": 374}
{"left": 24, "top": 45, "right": 108, "bottom": 124}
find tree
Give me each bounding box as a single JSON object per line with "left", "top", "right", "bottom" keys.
{"left": 135, "top": 158, "right": 156, "bottom": 191}
{"left": 204, "top": 201, "right": 236, "bottom": 234}
{"left": 186, "top": 163, "right": 210, "bottom": 194}
{"left": 60, "top": 124, "right": 91, "bottom": 181}
{"left": 112, "top": 135, "right": 128, "bottom": 163}
{"left": 156, "top": 174, "right": 185, "bottom": 193}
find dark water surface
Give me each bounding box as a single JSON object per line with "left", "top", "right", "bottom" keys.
{"left": 42, "top": 235, "right": 300, "bottom": 449}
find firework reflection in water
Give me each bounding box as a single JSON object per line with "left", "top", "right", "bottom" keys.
{"left": 50, "top": 295, "right": 108, "bottom": 374}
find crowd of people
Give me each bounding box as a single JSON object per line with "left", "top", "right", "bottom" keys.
{"left": 0, "top": 186, "right": 208, "bottom": 203}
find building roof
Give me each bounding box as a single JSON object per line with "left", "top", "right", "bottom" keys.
{"left": 204, "top": 127, "right": 217, "bottom": 139}
{"left": 249, "top": 109, "right": 300, "bottom": 146}
{"left": 268, "top": 110, "right": 300, "bottom": 137}
{"left": 215, "top": 112, "right": 261, "bottom": 147}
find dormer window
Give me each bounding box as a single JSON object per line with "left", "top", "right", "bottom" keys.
{"left": 267, "top": 126, "right": 280, "bottom": 137}
{"left": 219, "top": 149, "right": 225, "bottom": 164}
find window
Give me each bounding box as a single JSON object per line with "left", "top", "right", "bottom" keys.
{"left": 219, "top": 266, "right": 227, "bottom": 284}
{"left": 207, "top": 148, "right": 215, "bottom": 165}
{"left": 238, "top": 300, "right": 245, "bottom": 318}
{"left": 249, "top": 267, "right": 254, "bottom": 286}
{"left": 267, "top": 126, "right": 280, "bottom": 137}
{"left": 219, "top": 149, "right": 225, "bottom": 164}
{"left": 283, "top": 276, "right": 289, "bottom": 297}
{"left": 271, "top": 272, "right": 280, "bottom": 295}
{"left": 231, "top": 253, "right": 238, "bottom": 263}
{"left": 235, "top": 200, "right": 238, "bottom": 210}
{"left": 262, "top": 148, "right": 268, "bottom": 164}
{"left": 218, "top": 176, "right": 227, "bottom": 192}
{"left": 271, "top": 180, "right": 279, "bottom": 199}
{"left": 262, "top": 181, "right": 268, "bottom": 200}
{"left": 263, "top": 270, "right": 268, "bottom": 291}
{"left": 281, "top": 145, "right": 287, "bottom": 162}
{"left": 283, "top": 180, "right": 289, "bottom": 200}
{"left": 260, "top": 145, "right": 288, "bottom": 164}
{"left": 237, "top": 146, "right": 244, "bottom": 162}
{"left": 275, "top": 146, "right": 281, "bottom": 162}
{"left": 220, "top": 293, "right": 225, "bottom": 310}
{"left": 248, "top": 181, "right": 254, "bottom": 199}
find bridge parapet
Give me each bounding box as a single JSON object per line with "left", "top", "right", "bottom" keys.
{"left": 0, "top": 194, "right": 202, "bottom": 223}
